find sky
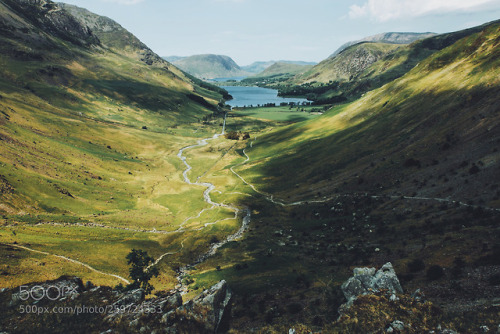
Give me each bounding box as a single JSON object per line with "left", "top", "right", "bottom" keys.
{"left": 59, "top": 0, "right": 500, "bottom": 65}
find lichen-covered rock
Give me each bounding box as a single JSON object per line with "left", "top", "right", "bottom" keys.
{"left": 165, "top": 280, "right": 232, "bottom": 333}
{"left": 341, "top": 262, "right": 403, "bottom": 308}
{"left": 113, "top": 288, "right": 144, "bottom": 307}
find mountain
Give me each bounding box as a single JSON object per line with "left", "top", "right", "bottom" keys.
{"left": 242, "top": 60, "right": 317, "bottom": 74}
{"left": 240, "top": 62, "right": 314, "bottom": 86}
{"left": 170, "top": 54, "right": 248, "bottom": 79}
{"left": 241, "top": 20, "right": 500, "bottom": 216}
{"left": 162, "top": 55, "right": 186, "bottom": 63}
{"left": 223, "top": 21, "right": 500, "bottom": 330}
{"left": 1, "top": 2, "right": 499, "bottom": 332}
{"left": 0, "top": 0, "right": 229, "bottom": 290}
{"left": 253, "top": 62, "right": 314, "bottom": 77}
{"left": 295, "top": 42, "right": 400, "bottom": 85}
{"left": 276, "top": 22, "right": 498, "bottom": 103}
{"left": 330, "top": 32, "right": 437, "bottom": 58}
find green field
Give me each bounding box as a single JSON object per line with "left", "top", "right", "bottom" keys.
{"left": 232, "top": 106, "right": 322, "bottom": 122}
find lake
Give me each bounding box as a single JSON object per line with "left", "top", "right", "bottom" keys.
{"left": 221, "top": 86, "right": 309, "bottom": 108}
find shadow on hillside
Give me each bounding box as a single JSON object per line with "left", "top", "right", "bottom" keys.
{"left": 239, "top": 85, "right": 500, "bottom": 204}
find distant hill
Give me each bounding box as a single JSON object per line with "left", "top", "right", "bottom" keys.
{"left": 329, "top": 32, "right": 437, "bottom": 58}
{"left": 254, "top": 62, "right": 314, "bottom": 77}
{"left": 296, "top": 42, "right": 401, "bottom": 85}
{"left": 241, "top": 62, "right": 314, "bottom": 86}
{"left": 163, "top": 56, "right": 186, "bottom": 63}
{"left": 169, "top": 54, "right": 249, "bottom": 79}
{"left": 242, "top": 60, "right": 317, "bottom": 74}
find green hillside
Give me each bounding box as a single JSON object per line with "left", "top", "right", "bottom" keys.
{"left": 0, "top": 0, "right": 233, "bottom": 290}
{"left": 0, "top": 1, "right": 499, "bottom": 332}
{"left": 241, "top": 21, "right": 500, "bottom": 203}
{"left": 240, "top": 62, "right": 314, "bottom": 86}
{"left": 187, "top": 20, "right": 500, "bottom": 332}
{"left": 276, "top": 22, "right": 499, "bottom": 103}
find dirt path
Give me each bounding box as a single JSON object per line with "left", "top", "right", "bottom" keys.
{"left": 231, "top": 138, "right": 500, "bottom": 212}
{"left": 8, "top": 243, "right": 130, "bottom": 285}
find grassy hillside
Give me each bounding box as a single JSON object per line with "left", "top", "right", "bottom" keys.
{"left": 275, "top": 21, "right": 500, "bottom": 103}
{"left": 181, "top": 20, "right": 500, "bottom": 332}
{"left": 241, "top": 21, "right": 500, "bottom": 204}
{"left": 240, "top": 62, "right": 314, "bottom": 87}
{"left": 0, "top": 0, "right": 237, "bottom": 291}
{"left": 295, "top": 42, "right": 400, "bottom": 84}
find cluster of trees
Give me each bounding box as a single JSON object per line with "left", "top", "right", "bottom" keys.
{"left": 241, "top": 101, "right": 312, "bottom": 109}
{"left": 225, "top": 131, "right": 250, "bottom": 140}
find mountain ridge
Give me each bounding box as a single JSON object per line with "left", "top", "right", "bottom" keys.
{"left": 169, "top": 54, "right": 249, "bottom": 79}
{"left": 330, "top": 32, "right": 437, "bottom": 58}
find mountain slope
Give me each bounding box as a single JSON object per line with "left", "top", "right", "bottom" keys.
{"left": 253, "top": 62, "right": 313, "bottom": 77}
{"left": 294, "top": 42, "right": 401, "bottom": 85}
{"left": 241, "top": 60, "right": 317, "bottom": 74}
{"left": 185, "top": 21, "right": 500, "bottom": 332}
{"left": 0, "top": 0, "right": 231, "bottom": 290}
{"left": 172, "top": 54, "right": 248, "bottom": 79}
{"left": 276, "top": 21, "right": 500, "bottom": 103}
{"left": 240, "top": 62, "right": 314, "bottom": 86}
{"left": 330, "top": 32, "right": 437, "bottom": 58}
{"left": 241, "top": 20, "right": 500, "bottom": 206}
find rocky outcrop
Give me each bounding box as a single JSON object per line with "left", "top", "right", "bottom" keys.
{"left": 0, "top": 277, "right": 232, "bottom": 334}
{"left": 2, "top": 0, "right": 100, "bottom": 47}
{"left": 329, "top": 32, "right": 437, "bottom": 58}
{"left": 341, "top": 262, "right": 403, "bottom": 308}
{"left": 162, "top": 280, "right": 232, "bottom": 333}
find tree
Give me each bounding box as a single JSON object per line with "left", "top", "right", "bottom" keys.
{"left": 125, "top": 249, "right": 159, "bottom": 294}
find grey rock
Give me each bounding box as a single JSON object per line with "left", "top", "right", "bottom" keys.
{"left": 341, "top": 262, "right": 403, "bottom": 306}
{"left": 114, "top": 289, "right": 144, "bottom": 307}
{"left": 391, "top": 320, "right": 405, "bottom": 330}
{"left": 9, "top": 277, "right": 82, "bottom": 307}
{"left": 169, "top": 280, "right": 232, "bottom": 332}
{"left": 160, "top": 293, "right": 182, "bottom": 312}
{"left": 129, "top": 319, "right": 139, "bottom": 328}
{"left": 353, "top": 267, "right": 376, "bottom": 276}
{"left": 440, "top": 330, "right": 458, "bottom": 334}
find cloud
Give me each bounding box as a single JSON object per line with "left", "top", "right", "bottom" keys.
{"left": 349, "top": 0, "right": 500, "bottom": 21}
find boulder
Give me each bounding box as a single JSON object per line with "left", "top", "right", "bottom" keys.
{"left": 165, "top": 280, "right": 232, "bottom": 333}
{"left": 341, "top": 262, "right": 403, "bottom": 307}
{"left": 113, "top": 289, "right": 145, "bottom": 307}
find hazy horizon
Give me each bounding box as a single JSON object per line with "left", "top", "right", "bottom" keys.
{"left": 56, "top": 0, "right": 500, "bottom": 65}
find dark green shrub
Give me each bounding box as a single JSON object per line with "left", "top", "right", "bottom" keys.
{"left": 426, "top": 265, "right": 444, "bottom": 280}
{"left": 408, "top": 259, "right": 425, "bottom": 273}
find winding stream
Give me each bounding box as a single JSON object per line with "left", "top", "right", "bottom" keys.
{"left": 168, "top": 113, "right": 251, "bottom": 293}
